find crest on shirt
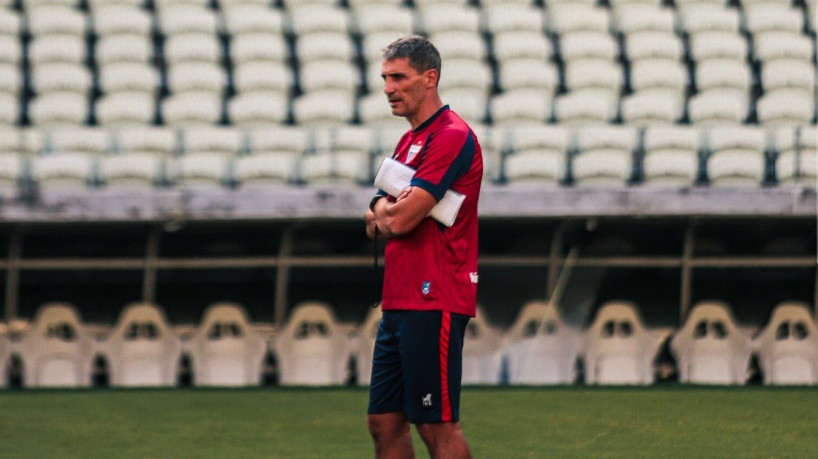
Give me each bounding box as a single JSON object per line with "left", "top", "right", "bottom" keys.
{"left": 407, "top": 141, "right": 423, "bottom": 164}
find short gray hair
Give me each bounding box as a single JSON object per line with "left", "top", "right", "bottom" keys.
{"left": 382, "top": 35, "right": 441, "bottom": 82}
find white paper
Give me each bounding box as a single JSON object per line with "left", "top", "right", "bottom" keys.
{"left": 373, "top": 157, "right": 465, "bottom": 227}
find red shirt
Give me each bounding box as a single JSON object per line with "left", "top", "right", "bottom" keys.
{"left": 380, "top": 106, "right": 483, "bottom": 317}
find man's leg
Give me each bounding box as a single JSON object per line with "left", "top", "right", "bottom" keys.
{"left": 416, "top": 421, "right": 472, "bottom": 459}
{"left": 367, "top": 412, "right": 414, "bottom": 459}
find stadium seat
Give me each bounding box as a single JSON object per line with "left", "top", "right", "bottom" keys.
{"left": 0, "top": 63, "right": 20, "bottom": 96}
{"left": 234, "top": 153, "right": 299, "bottom": 187}
{"left": 676, "top": 5, "right": 740, "bottom": 35}
{"left": 490, "top": 91, "right": 553, "bottom": 126}
{"left": 49, "top": 126, "right": 110, "bottom": 155}
{"left": 560, "top": 31, "right": 619, "bottom": 63}
{"left": 18, "top": 303, "right": 97, "bottom": 388}
{"left": 688, "top": 31, "right": 748, "bottom": 63}
{"left": 623, "top": 31, "right": 684, "bottom": 64}
{"left": 752, "top": 31, "right": 814, "bottom": 64}
{"left": 670, "top": 300, "right": 753, "bottom": 385}
{"left": 30, "top": 62, "right": 91, "bottom": 96}
{"left": 98, "top": 62, "right": 160, "bottom": 95}
{"left": 187, "top": 302, "right": 267, "bottom": 387}
{"left": 756, "top": 90, "right": 815, "bottom": 127}
{"left": 300, "top": 151, "right": 371, "bottom": 186}
{"left": 161, "top": 91, "right": 223, "bottom": 126}
{"left": 582, "top": 301, "right": 661, "bottom": 385}
{"left": 180, "top": 126, "right": 243, "bottom": 157}
{"left": 353, "top": 306, "right": 382, "bottom": 386}
{"left": 629, "top": 59, "right": 688, "bottom": 95}
{"left": 492, "top": 31, "right": 552, "bottom": 63}
{"left": 563, "top": 60, "right": 623, "bottom": 101}
{"left": 292, "top": 90, "right": 355, "bottom": 126}
{"left": 437, "top": 59, "right": 492, "bottom": 98}
{"left": 620, "top": 90, "right": 684, "bottom": 126}
{"left": 87, "top": 92, "right": 132, "bottom": 137}
{"left": 572, "top": 125, "right": 638, "bottom": 186}
{"left": 287, "top": 4, "right": 350, "bottom": 35}
{"left": 99, "top": 153, "right": 166, "bottom": 188}
{"left": 29, "top": 92, "right": 90, "bottom": 126}
{"left": 166, "top": 62, "right": 227, "bottom": 95}
{"left": 0, "top": 8, "right": 21, "bottom": 37}
{"left": 95, "top": 35, "right": 154, "bottom": 65}
{"left": 227, "top": 91, "right": 290, "bottom": 127}
{"left": 695, "top": 59, "right": 752, "bottom": 95}
{"left": 611, "top": 5, "right": 674, "bottom": 35}
{"left": 430, "top": 31, "right": 487, "bottom": 62}
{"left": 115, "top": 126, "right": 178, "bottom": 156}
{"left": 163, "top": 33, "right": 222, "bottom": 64}
{"left": 300, "top": 60, "right": 360, "bottom": 94}
{"left": 760, "top": 60, "right": 815, "bottom": 95}
{"left": 295, "top": 32, "right": 356, "bottom": 64}
{"left": 233, "top": 61, "right": 292, "bottom": 95}
{"left": 28, "top": 35, "right": 86, "bottom": 67}
{"left": 497, "top": 59, "right": 559, "bottom": 97}
{"left": 774, "top": 126, "right": 817, "bottom": 185}
{"left": 481, "top": 4, "right": 545, "bottom": 34}
{"left": 687, "top": 90, "right": 749, "bottom": 125}
{"left": 0, "top": 35, "right": 22, "bottom": 66}
{"left": 417, "top": 4, "right": 481, "bottom": 35}
{"left": 742, "top": 4, "right": 803, "bottom": 38}
{"left": 0, "top": 93, "right": 18, "bottom": 125}
{"left": 26, "top": 6, "right": 87, "bottom": 37}
{"left": 546, "top": 3, "right": 610, "bottom": 35}
{"left": 0, "top": 151, "right": 25, "bottom": 189}
{"left": 352, "top": 4, "right": 413, "bottom": 35}
{"left": 272, "top": 302, "right": 352, "bottom": 386}
{"left": 501, "top": 301, "right": 582, "bottom": 385}
{"left": 221, "top": 4, "right": 286, "bottom": 35}
{"left": 170, "top": 152, "right": 232, "bottom": 187}
{"left": 642, "top": 125, "right": 702, "bottom": 186}
{"left": 361, "top": 31, "right": 406, "bottom": 64}
{"left": 91, "top": 5, "right": 152, "bottom": 36}
{"left": 461, "top": 307, "right": 504, "bottom": 385}
{"left": 156, "top": 4, "right": 218, "bottom": 36}
{"left": 706, "top": 125, "right": 767, "bottom": 186}
{"left": 230, "top": 33, "right": 289, "bottom": 65}
{"left": 246, "top": 126, "right": 310, "bottom": 156}
{"left": 440, "top": 88, "right": 488, "bottom": 124}
{"left": 752, "top": 301, "right": 818, "bottom": 385}
{"left": 102, "top": 302, "right": 183, "bottom": 387}
{"left": 358, "top": 93, "right": 406, "bottom": 128}
{"left": 29, "top": 152, "right": 96, "bottom": 189}
{"left": 313, "top": 125, "right": 376, "bottom": 156}
{"left": 553, "top": 91, "right": 618, "bottom": 125}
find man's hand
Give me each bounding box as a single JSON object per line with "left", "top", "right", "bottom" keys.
{"left": 365, "top": 186, "right": 437, "bottom": 239}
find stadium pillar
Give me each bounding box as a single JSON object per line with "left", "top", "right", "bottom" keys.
{"left": 4, "top": 226, "right": 22, "bottom": 321}
{"left": 142, "top": 225, "right": 161, "bottom": 303}
{"left": 679, "top": 219, "right": 697, "bottom": 323}
{"left": 273, "top": 225, "right": 296, "bottom": 326}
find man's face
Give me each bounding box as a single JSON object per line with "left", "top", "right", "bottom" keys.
{"left": 381, "top": 57, "right": 436, "bottom": 119}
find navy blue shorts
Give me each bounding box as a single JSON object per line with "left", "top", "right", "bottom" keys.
{"left": 367, "top": 310, "right": 470, "bottom": 424}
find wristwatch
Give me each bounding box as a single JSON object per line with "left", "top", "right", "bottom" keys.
{"left": 369, "top": 195, "right": 385, "bottom": 212}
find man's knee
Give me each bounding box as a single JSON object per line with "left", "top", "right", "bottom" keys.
{"left": 368, "top": 412, "right": 410, "bottom": 440}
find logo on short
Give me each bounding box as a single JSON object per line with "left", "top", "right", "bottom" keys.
{"left": 469, "top": 272, "right": 479, "bottom": 283}
{"left": 422, "top": 393, "right": 432, "bottom": 407}
{"left": 422, "top": 281, "right": 431, "bottom": 295}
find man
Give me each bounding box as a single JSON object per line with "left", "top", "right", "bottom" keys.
{"left": 364, "top": 35, "right": 483, "bottom": 459}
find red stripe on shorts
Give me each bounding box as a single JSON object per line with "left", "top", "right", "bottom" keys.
{"left": 439, "top": 311, "right": 452, "bottom": 422}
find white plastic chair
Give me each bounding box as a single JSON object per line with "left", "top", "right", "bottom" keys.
{"left": 115, "top": 126, "right": 178, "bottom": 156}
{"left": 180, "top": 126, "right": 243, "bottom": 157}
{"left": 49, "top": 126, "right": 111, "bottom": 156}
{"left": 99, "top": 153, "right": 165, "bottom": 189}
{"left": 502, "top": 301, "right": 581, "bottom": 385}
{"left": 273, "top": 302, "right": 352, "bottom": 386}
{"left": 227, "top": 91, "right": 289, "bottom": 127}
{"left": 642, "top": 125, "right": 701, "bottom": 186}
{"left": 187, "top": 303, "right": 267, "bottom": 387}
{"left": 582, "top": 301, "right": 661, "bottom": 385}
{"left": 462, "top": 307, "right": 504, "bottom": 385}
{"left": 95, "top": 91, "right": 156, "bottom": 126}
{"left": 18, "top": 303, "right": 97, "bottom": 387}
{"left": 670, "top": 300, "right": 753, "bottom": 385}
{"left": 706, "top": 125, "right": 766, "bottom": 187}
{"left": 161, "top": 91, "right": 223, "bottom": 127}
{"left": 102, "top": 302, "right": 183, "bottom": 387}
{"left": 230, "top": 33, "right": 289, "bottom": 64}
{"left": 353, "top": 307, "right": 382, "bottom": 386}
{"left": 752, "top": 302, "right": 818, "bottom": 385}
{"left": 222, "top": 5, "right": 285, "bottom": 36}
{"left": 572, "top": 125, "right": 638, "bottom": 186}
{"left": 29, "top": 152, "right": 95, "bottom": 189}
{"left": 774, "top": 126, "right": 816, "bottom": 185}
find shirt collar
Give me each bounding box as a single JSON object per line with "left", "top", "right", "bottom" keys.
{"left": 412, "top": 105, "right": 449, "bottom": 133}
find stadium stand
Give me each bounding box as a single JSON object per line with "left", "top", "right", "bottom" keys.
{"left": 461, "top": 306, "right": 504, "bottom": 385}
{"left": 0, "top": 0, "right": 815, "bottom": 389}
{"left": 352, "top": 306, "right": 381, "bottom": 386}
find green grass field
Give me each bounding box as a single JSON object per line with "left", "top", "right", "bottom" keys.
{"left": 1, "top": 386, "right": 816, "bottom": 458}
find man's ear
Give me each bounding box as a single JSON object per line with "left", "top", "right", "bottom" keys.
{"left": 425, "top": 69, "right": 439, "bottom": 88}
